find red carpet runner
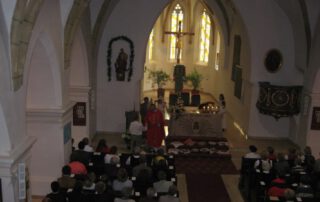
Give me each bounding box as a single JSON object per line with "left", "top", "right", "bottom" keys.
{"left": 175, "top": 157, "right": 238, "bottom": 202}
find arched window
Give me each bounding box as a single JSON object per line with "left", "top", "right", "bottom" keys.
{"left": 170, "top": 4, "right": 184, "bottom": 60}
{"left": 215, "top": 31, "right": 221, "bottom": 70}
{"left": 199, "top": 10, "right": 211, "bottom": 63}
{"left": 148, "top": 29, "right": 154, "bottom": 60}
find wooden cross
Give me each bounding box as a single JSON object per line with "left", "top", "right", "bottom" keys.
{"left": 164, "top": 21, "right": 194, "bottom": 64}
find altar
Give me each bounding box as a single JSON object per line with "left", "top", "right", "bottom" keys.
{"left": 168, "top": 110, "right": 223, "bottom": 137}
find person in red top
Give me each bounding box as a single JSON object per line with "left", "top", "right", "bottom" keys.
{"left": 267, "top": 175, "right": 287, "bottom": 197}
{"left": 68, "top": 161, "right": 87, "bottom": 175}
{"left": 144, "top": 103, "right": 165, "bottom": 148}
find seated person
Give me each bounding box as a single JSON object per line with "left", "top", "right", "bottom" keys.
{"left": 112, "top": 168, "right": 133, "bottom": 192}
{"left": 70, "top": 141, "right": 91, "bottom": 166}
{"left": 296, "top": 175, "right": 314, "bottom": 198}
{"left": 95, "top": 139, "right": 110, "bottom": 154}
{"left": 104, "top": 146, "right": 120, "bottom": 164}
{"left": 82, "top": 137, "right": 94, "bottom": 152}
{"left": 82, "top": 172, "right": 96, "bottom": 193}
{"left": 267, "top": 146, "right": 277, "bottom": 161}
{"left": 67, "top": 181, "right": 87, "bottom": 202}
{"left": 139, "top": 187, "right": 157, "bottom": 202}
{"left": 159, "top": 185, "right": 180, "bottom": 202}
{"left": 132, "top": 155, "right": 152, "bottom": 178}
{"left": 302, "top": 146, "right": 315, "bottom": 173}
{"left": 274, "top": 153, "right": 290, "bottom": 177}
{"left": 44, "top": 181, "right": 67, "bottom": 202}
{"left": 114, "top": 187, "right": 135, "bottom": 202}
{"left": 254, "top": 150, "right": 273, "bottom": 173}
{"left": 68, "top": 161, "right": 87, "bottom": 175}
{"left": 93, "top": 181, "right": 114, "bottom": 202}
{"left": 57, "top": 165, "right": 76, "bottom": 191}
{"left": 151, "top": 148, "right": 168, "bottom": 167}
{"left": 267, "top": 174, "right": 287, "bottom": 197}
{"left": 244, "top": 145, "right": 261, "bottom": 159}
{"left": 126, "top": 146, "right": 144, "bottom": 167}
{"left": 283, "top": 188, "right": 296, "bottom": 202}
{"left": 153, "top": 171, "right": 173, "bottom": 193}
{"left": 105, "top": 156, "right": 120, "bottom": 181}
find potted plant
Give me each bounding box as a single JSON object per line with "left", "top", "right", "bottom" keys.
{"left": 148, "top": 69, "right": 170, "bottom": 98}
{"left": 185, "top": 69, "right": 203, "bottom": 94}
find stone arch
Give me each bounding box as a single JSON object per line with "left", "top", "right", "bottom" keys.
{"left": 25, "top": 33, "right": 62, "bottom": 108}
{"left": 10, "top": 0, "right": 44, "bottom": 91}
{"left": 0, "top": 9, "right": 12, "bottom": 154}
{"left": 70, "top": 28, "right": 90, "bottom": 87}
{"left": 64, "top": 0, "right": 90, "bottom": 70}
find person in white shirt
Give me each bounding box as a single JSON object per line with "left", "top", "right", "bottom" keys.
{"left": 129, "top": 114, "right": 145, "bottom": 152}
{"left": 244, "top": 145, "right": 261, "bottom": 159}
{"left": 82, "top": 137, "right": 94, "bottom": 152}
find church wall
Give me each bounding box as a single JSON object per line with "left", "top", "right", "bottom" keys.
{"left": 1, "top": 0, "right": 16, "bottom": 34}
{"left": 0, "top": 28, "right": 12, "bottom": 155}
{"left": 234, "top": 0, "right": 304, "bottom": 139}
{"left": 23, "top": 0, "right": 73, "bottom": 196}
{"left": 96, "top": 0, "right": 170, "bottom": 132}
{"left": 59, "top": 0, "right": 74, "bottom": 27}
{"left": 300, "top": 17, "right": 320, "bottom": 156}
{"left": 70, "top": 27, "right": 92, "bottom": 144}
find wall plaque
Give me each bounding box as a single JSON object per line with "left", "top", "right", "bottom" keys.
{"left": 73, "top": 102, "right": 86, "bottom": 126}
{"left": 311, "top": 107, "right": 320, "bottom": 130}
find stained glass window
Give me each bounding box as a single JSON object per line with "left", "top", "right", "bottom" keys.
{"left": 148, "top": 29, "right": 154, "bottom": 60}
{"left": 199, "top": 10, "right": 211, "bottom": 63}
{"left": 170, "top": 4, "right": 183, "bottom": 60}
{"left": 215, "top": 31, "right": 221, "bottom": 70}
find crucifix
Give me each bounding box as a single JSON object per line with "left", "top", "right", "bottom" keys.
{"left": 164, "top": 21, "right": 194, "bottom": 64}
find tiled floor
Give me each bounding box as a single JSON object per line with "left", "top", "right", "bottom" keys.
{"left": 32, "top": 91, "right": 298, "bottom": 202}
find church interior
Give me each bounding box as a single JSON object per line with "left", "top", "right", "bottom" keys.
{"left": 0, "top": 0, "right": 320, "bottom": 201}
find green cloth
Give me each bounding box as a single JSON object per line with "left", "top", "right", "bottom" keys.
{"left": 173, "top": 64, "right": 186, "bottom": 93}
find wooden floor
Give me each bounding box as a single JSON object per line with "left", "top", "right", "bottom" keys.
{"left": 33, "top": 91, "right": 298, "bottom": 202}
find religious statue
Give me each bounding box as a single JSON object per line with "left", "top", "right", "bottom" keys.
{"left": 115, "top": 48, "right": 128, "bottom": 81}
{"left": 164, "top": 21, "right": 193, "bottom": 93}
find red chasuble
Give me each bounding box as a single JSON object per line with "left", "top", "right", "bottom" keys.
{"left": 144, "top": 109, "right": 165, "bottom": 148}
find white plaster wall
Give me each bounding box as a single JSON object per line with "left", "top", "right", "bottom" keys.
{"left": 96, "top": 0, "right": 170, "bottom": 132}
{"left": 89, "top": 0, "right": 104, "bottom": 30}
{"left": 59, "top": 0, "right": 74, "bottom": 27}
{"left": 306, "top": 0, "right": 320, "bottom": 38}
{"left": 1, "top": 0, "right": 16, "bottom": 34}
{"left": 234, "top": 0, "right": 304, "bottom": 138}
{"left": 70, "top": 27, "right": 91, "bottom": 142}
{"left": 0, "top": 23, "right": 12, "bottom": 154}
{"left": 28, "top": 121, "right": 65, "bottom": 195}
{"left": 70, "top": 28, "right": 89, "bottom": 87}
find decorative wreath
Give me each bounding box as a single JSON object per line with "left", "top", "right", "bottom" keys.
{"left": 107, "top": 36, "right": 134, "bottom": 81}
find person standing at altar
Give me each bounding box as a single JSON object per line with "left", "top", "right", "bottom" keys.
{"left": 144, "top": 103, "right": 165, "bottom": 148}
{"left": 140, "top": 97, "right": 150, "bottom": 124}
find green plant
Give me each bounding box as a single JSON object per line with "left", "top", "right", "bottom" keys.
{"left": 185, "top": 69, "right": 203, "bottom": 90}
{"left": 148, "top": 69, "right": 170, "bottom": 88}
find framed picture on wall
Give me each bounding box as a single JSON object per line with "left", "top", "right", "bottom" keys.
{"left": 73, "top": 102, "right": 86, "bottom": 126}
{"left": 311, "top": 107, "right": 320, "bottom": 130}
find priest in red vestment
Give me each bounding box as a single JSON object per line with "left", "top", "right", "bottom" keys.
{"left": 144, "top": 103, "right": 165, "bottom": 148}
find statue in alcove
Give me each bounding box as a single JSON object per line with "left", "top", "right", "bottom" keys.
{"left": 115, "top": 48, "right": 128, "bottom": 81}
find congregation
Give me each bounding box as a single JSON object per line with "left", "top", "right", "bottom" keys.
{"left": 42, "top": 137, "right": 179, "bottom": 202}
{"left": 239, "top": 144, "right": 320, "bottom": 202}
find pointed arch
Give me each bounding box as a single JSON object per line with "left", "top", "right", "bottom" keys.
{"left": 25, "top": 32, "right": 62, "bottom": 108}
{"left": 10, "top": 0, "right": 44, "bottom": 91}
{"left": 70, "top": 28, "right": 90, "bottom": 87}
{"left": 64, "top": 0, "right": 90, "bottom": 70}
